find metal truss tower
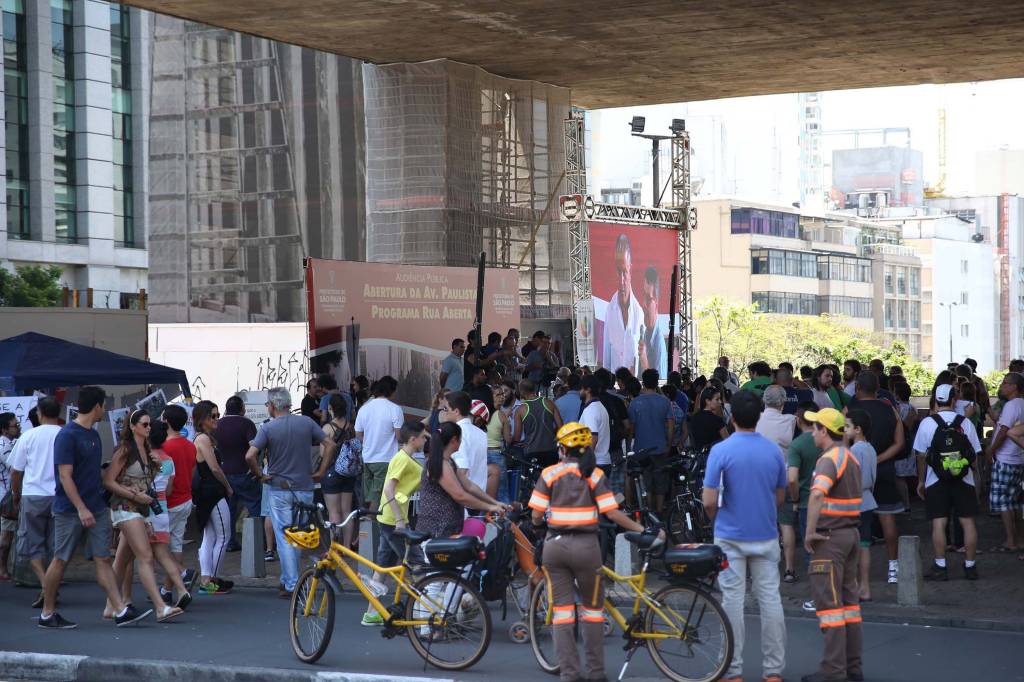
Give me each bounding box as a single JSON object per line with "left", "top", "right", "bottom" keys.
{"left": 670, "top": 130, "right": 697, "bottom": 372}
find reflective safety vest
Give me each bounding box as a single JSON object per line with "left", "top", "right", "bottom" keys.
{"left": 811, "top": 446, "right": 862, "bottom": 529}
{"left": 528, "top": 460, "right": 618, "bottom": 531}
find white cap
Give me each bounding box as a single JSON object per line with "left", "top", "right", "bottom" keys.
{"left": 935, "top": 384, "right": 955, "bottom": 404}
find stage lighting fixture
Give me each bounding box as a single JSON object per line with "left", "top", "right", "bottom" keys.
{"left": 629, "top": 116, "right": 646, "bottom": 134}
{"left": 670, "top": 118, "right": 686, "bottom": 135}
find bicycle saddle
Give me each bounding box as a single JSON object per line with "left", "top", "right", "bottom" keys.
{"left": 623, "top": 531, "right": 661, "bottom": 552}
{"left": 393, "top": 528, "right": 431, "bottom": 544}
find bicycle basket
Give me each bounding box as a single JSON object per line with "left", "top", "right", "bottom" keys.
{"left": 423, "top": 536, "right": 483, "bottom": 570}
{"left": 284, "top": 500, "right": 321, "bottom": 550}
{"left": 663, "top": 543, "right": 727, "bottom": 580}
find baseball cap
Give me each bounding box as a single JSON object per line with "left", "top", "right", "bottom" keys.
{"left": 934, "top": 384, "right": 956, "bottom": 404}
{"left": 804, "top": 407, "right": 845, "bottom": 435}
{"left": 470, "top": 399, "right": 490, "bottom": 422}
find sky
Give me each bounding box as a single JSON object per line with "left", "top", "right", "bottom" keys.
{"left": 587, "top": 78, "right": 1024, "bottom": 206}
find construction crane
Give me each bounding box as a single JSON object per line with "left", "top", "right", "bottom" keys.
{"left": 924, "top": 108, "right": 947, "bottom": 198}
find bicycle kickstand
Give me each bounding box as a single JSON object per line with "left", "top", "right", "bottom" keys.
{"left": 617, "top": 640, "right": 642, "bottom": 681}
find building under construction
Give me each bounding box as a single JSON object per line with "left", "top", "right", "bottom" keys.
{"left": 148, "top": 18, "right": 572, "bottom": 324}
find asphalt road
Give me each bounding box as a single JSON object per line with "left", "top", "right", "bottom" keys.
{"left": 1, "top": 581, "right": 1022, "bottom": 681}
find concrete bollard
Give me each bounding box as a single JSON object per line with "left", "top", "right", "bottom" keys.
{"left": 240, "top": 516, "right": 266, "bottom": 578}
{"left": 897, "top": 535, "right": 923, "bottom": 606}
{"left": 614, "top": 533, "right": 639, "bottom": 577}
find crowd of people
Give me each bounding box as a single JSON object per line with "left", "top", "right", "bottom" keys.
{"left": 2, "top": 326, "right": 1023, "bottom": 681}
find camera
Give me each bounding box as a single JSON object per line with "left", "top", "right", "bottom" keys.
{"left": 145, "top": 487, "right": 163, "bottom": 517}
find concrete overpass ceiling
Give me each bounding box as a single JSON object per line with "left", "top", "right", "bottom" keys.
{"left": 124, "top": 0, "right": 1024, "bottom": 108}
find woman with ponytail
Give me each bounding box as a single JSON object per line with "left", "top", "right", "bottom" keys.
{"left": 416, "top": 422, "right": 504, "bottom": 541}
{"left": 102, "top": 409, "right": 184, "bottom": 622}
{"left": 528, "top": 422, "right": 663, "bottom": 682}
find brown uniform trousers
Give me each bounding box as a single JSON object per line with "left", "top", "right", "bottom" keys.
{"left": 543, "top": 532, "right": 605, "bottom": 682}
{"left": 809, "top": 526, "right": 862, "bottom": 680}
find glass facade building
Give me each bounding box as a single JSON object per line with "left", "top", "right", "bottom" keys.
{"left": 0, "top": 1, "right": 148, "bottom": 308}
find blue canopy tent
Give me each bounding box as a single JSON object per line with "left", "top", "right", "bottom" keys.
{"left": 0, "top": 332, "right": 191, "bottom": 399}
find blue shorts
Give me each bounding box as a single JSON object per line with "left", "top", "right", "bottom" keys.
{"left": 487, "top": 450, "right": 505, "bottom": 468}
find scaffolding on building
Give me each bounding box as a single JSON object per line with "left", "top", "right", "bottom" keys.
{"left": 147, "top": 17, "right": 364, "bottom": 323}
{"left": 362, "top": 60, "right": 572, "bottom": 321}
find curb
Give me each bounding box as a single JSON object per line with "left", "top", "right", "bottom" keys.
{"left": 746, "top": 604, "right": 1024, "bottom": 634}
{"left": 0, "top": 651, "right": 451, "bottom": 682}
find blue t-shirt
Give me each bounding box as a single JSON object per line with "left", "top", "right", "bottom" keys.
{"left": 53, "top": 421, "right": 107, "bottom": 514}
{"left": 320, "top": 391, "right": 354, "bottom": 421}
{"left": 441, "top": 353, "right": 464, "bottom": 392}
{"left": 554, "top": 392, "right": 583, "bottom": 423}
{"left": 628, "top": 392, "right": 671, "bottom": 454}
{"left": 702, "top": 431, "right": 787, "bottom": 542}
{"left": 674, "top": 391, "right": 691, "bottom": 421}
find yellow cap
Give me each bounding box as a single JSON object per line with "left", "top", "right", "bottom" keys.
{"left": 804, "top": 407, "right": 845, "bottom": 435}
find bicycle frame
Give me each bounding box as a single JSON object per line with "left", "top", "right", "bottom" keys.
{"left": 540, "top": 563, "right": 687, "bottom": 641}
{"left": 299, "top": 538, "right": 451, "bottom": 628}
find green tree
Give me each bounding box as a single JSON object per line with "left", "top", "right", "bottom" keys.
{"left": 697, "top": 296, "right": 935, "bottom": 395}
{"left": 0, "top": 265, "right": 63, "bottom": 307}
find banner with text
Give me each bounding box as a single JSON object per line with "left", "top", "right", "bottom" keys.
{"left": 587, "top": 221, "right": 679, "bottom": 377}
{"left": 306, "top": 259, "right": 520, "bottom": 414}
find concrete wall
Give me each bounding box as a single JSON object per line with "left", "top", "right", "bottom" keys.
{"left": 148, "top": 323, "right": 309, "bottom": 406}
{"left": 0, "top": 307, "right": 146, "bottom": 357}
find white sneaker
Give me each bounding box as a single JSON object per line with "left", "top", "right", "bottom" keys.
{"left": 802, "top": 600, "right": 816, "bottom": 612}
{"left": 365, "top": 579, "right": 388, "bottom": 599}
{"left": 887, "top": 563, "right": 899, "bottom": 584}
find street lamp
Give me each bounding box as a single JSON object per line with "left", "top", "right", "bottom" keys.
{"left": 630, "top": 117, "right": 686, "bottom": 207}
{"left": 938, "top": 301, "right": 958, "bottom": 364}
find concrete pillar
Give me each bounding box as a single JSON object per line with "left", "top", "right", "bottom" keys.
{"left": 26, "top": 0, "right": 55, "bottom": 244}
{"left": 240, "top": 516, "right": 266, "bottom": 578}
{"left": 358, "top": 517, "right": 380, "bottom": 578}
{"left": 75, "top": 0, "right": 117, "bottom": 305}
{"left": 897, "top": 535, "right": 923, "bottom": 606}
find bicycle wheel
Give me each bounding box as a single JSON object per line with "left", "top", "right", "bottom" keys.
{"left": 406, "top": 571, "right": 492, "bottom": 671}
{"left": 644, "top": 582, "right": 733, "bottom": 682}
{"left": 527, "top": 576, "right": 561, "bottom": 675}
{"left": 289, "top": 568, "right": 335, "bottom": 664}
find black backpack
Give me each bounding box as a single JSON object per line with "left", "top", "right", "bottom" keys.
{"left": 925, "top": 414, "right": 975, "bottom": 482}
{"left": 477, "top": 528, "right": 516, "bottom": 606}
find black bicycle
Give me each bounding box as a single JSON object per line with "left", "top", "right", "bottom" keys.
{"left": 663, "top": 450, "right": 712, "bottom": 544}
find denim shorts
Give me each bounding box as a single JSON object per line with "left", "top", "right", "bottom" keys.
{"left": 487, "top": 450, "right": 505, "bottom": 468}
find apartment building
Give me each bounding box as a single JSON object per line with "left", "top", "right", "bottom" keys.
{"left": 692, "top": 198, "right": 924, "bottom": 356}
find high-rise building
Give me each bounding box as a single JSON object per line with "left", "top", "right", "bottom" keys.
{"left": 0, "top": 0, "right": 148, "bottom": 308}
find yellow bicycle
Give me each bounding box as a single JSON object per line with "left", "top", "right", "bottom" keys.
{"left": 285, "top": 504, "right": 492, "bottom": 670}
{"left": 528, "top": 532, "right": 733, "bottom": 682}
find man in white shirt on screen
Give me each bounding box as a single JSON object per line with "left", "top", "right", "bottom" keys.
{"left": 602, "top": 234, "right": 643, "bottom": 373}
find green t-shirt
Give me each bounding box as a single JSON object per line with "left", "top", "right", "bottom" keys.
{"left": 740, "top": 376, "right": 772, "bottom": 396}
{"left": 378, "top": 449, "right": 423, "bottom": 527}
{"left": 787, "top": 431, "right": 822, "bottom": 508}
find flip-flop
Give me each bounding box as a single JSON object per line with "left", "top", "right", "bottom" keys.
{"left": 156, "top": 606, "right": 184, "bottom": 623}
{"left": 0, "top": 575, "right": 11, "bottom": 582}
{"left": 990, "top": 545, "right": 1017, "bottom": 553}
